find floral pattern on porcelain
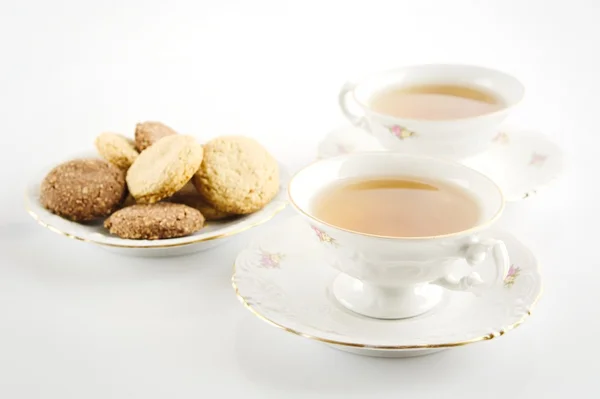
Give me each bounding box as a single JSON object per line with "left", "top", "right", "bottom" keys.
{"left": 492, "top": 132, "right": 510, "bottom": 144}
{"left": 504, "top": 265, "right": 521, "bottom": 287}
{"left": 387, "top": 125, "right": 416, "bottom": 140}
{"left": 258, "top": 249, "right": 285, "bottom": 268}
{"left": 335, "top": 143, "right": 352, "bottom": 154}
{"left": 529, "top": 152, "right": 548, "bottom": 166}
{"left": 311, "top": 225, "right": 338, "bottom": 246}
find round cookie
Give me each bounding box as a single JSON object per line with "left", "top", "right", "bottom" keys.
{"left": 168, "top": 182, "right": 233, "bottom": 221}
{"left": 40, "top": 159, "right": 126, "bottom": 221}
{"left": 193, "top": 136, "right": 279, "bottom": 214}
{"left": 126, "top": 134, "right": 203, "bottom": 204}
{"left": 135, "top": 121, "right": 178, "bottom": 152}
{"left": 104, "top": 203, "right": 205, "bottom": 240}
{"left": 121, "top": 193, "right": 137, "bottom": 208}
{"left": 95, "top": 132, "right": 139, "bottom": 169}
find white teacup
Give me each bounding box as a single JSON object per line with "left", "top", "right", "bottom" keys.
{"left": 339, "top": 64, "right": 524, "bottom": 160}
{"left": 288, "top": 152, "right": 509, "bottom": 319}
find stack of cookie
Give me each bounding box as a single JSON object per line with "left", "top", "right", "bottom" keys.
{"left": 39, "top": 121, "right": 280, "bottom": 240}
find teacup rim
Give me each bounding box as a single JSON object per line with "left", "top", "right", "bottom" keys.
{"left": 287, "top": 152, "right": 506, "bottom": 241}
{"left": 350, "top": 63, "right": 525, "bottom": 124}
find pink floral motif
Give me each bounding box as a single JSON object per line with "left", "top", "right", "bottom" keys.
{"left": 336, "top": 143, "right": 351, "bottom": 155}
{"left": 387, "top": 125, "right": 415, "bottom": 140}
{"left": 504, "top": 265, "right": 521, "bottom": 287}
{"left": 529, "top": 152, "right": 547, "bottom": 166}
{"left": 311, "top": 225, "right": 337, "bottom": 246}
{"left": 258, "top": 249, "right": 285, "bottom": 268}
{"left": 492, "top": 132, "right": 510, "bottom": 144}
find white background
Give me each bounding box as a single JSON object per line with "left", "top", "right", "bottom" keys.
{"left": 0, "top": 0, "right": 597, "bottom": 398}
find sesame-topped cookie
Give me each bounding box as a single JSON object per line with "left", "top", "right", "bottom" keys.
{"left": 168, "top": 182, "right": 233, "bottom": 221}
{"left": 134, "top": 121, "right": 177, "bottom": 152}
{"left": 193, "top": 136, "right": 279, "bottom": 214}
{"left": 40, "top": 159, "right": 126, "bottom": 221}
{"left": 95, "top": 132, "right": 139, "bottom": 169}
{"left": 104, "top": 202, "right": 205, "bottom": 240}
{"left": 126, "top": 134, "right": 203, "bottom": 204}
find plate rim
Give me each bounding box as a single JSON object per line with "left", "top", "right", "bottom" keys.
{"left": 26, "top": 201, "right": 287, "bottom": 248}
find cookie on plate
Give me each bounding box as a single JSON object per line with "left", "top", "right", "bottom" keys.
{"left": 126, "top": 134, "right": 203, "bottom": 204}
{"left": 104, "top": 202, "right": 205, "bottom": 239}
{"left": 193, "top": 136, "right": 279, "bottom": 214}
{"left": 134, "top": 121, "right": 178, "bottom": 152}
{"left": 122, "top": 193, "right": 137, "bottom": 208}
{"left": 40, "top": 159, "right": 126, "bottom": 221}
{"left": 168, "top": 182, "right": 233, "bottom": 221}
{"left": 95, "top": 132, "right": 139, "bottom": 169}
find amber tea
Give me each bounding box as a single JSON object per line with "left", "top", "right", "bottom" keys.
{"left": 311, "top": 177, "right": 481, "bottom": 237}
{"left": 368, "top": 84, "right": 504, "bottom": 120}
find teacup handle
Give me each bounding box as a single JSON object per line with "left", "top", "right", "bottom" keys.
{"left": 433, "top": 238, "right": 510, "bottom": 295}
{"left": 338, "top": 81, "right": 369, "bottom": 130}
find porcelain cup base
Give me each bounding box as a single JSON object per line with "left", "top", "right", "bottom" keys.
{"left": 332, "top": 273, "right": 444, "bottom": 320}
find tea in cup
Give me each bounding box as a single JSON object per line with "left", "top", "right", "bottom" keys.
{"left": 288, "top": 152, "right": 509, "bottom": 319}
{"left": 339, "top": 64, "right": 524, "bottom": 160}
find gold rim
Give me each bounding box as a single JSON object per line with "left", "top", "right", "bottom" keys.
{"left": 232, "top": 272, "right": 543, "bottom": 350}
{"left": 287, "top": 152, "right": 506, "bottom": 240}
{"left": 26, "top": 201, "right": 287, "bottom": 249}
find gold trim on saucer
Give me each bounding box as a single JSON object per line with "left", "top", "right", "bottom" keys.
{"left": 232, "top": 268, "right": 543, "bottom": 350}
{"left": 26, "top": 202, "right": 287, "bottom": 249}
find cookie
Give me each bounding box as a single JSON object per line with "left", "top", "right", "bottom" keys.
{"left": 126, "top": 134, "right": 204, "bottom": 204}
{"left": 193, "top": 136, "right": 279, "bottom": 214}
{"left": 168, "top": 182, "right": 233, "bottom": 221}
{"left": 95, "top": 132, "right": 139, "bottom": 169}
{"left": 40, "top": 159, "right": 126, "bottom": 221}
{"left": 104, "top": 203, "right": 205, "bottom": 240}
{"left": 134, "top": 121, "right": 178, "bottom": 152}
{"left": 122, "top": 193, "right": 137, "bottom": 208}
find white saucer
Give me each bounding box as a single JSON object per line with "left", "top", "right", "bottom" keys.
{"left": 233, "top": 215, "right": 543, "bottom": 358}
{"left": 25, "top": 152, "right": 289, "bottom": 257}
{"left": 317, "top": 125, "right": 565, "bottom": 201}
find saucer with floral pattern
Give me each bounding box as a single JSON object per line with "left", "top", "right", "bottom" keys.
{"left": 233, "top": 215, "right": 543, "bottom": 358}
{"left": 317, "top": 125, "right": 564, "bottom": 201}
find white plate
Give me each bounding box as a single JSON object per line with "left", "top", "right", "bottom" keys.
{"left": 233, "top": 215, "right": 543, "bottom": 357}
{"left": 25, "top": 153, "right": 289, "bottom": 257}
{"left": 317, "top": 125, "right": 565, "bottom": 201}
